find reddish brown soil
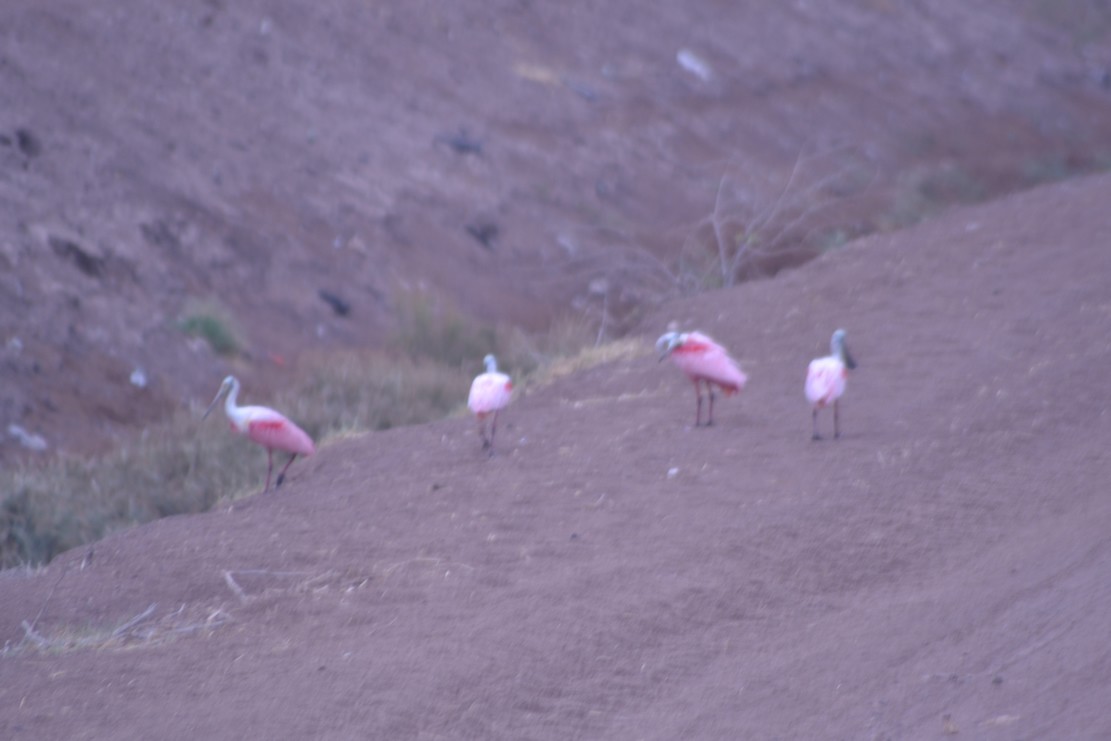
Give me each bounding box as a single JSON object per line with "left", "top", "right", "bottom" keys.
{"left": 1, "top": 174, "right": 1109, "bottom": 738}
{"left": 4, "top": 0, "right": 1111, "bottom": 459}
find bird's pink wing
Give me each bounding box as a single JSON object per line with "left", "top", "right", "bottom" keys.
{"left": 672, "top": 334, "right": 747, "bottom": 393}
{"left": 246, "top": 410, "right": 315, "bottom": 455}
{"left": 468, "top": 373, "right": 513, "bottom": 414}
{"left": 805, "top": 358, "right": 846, "bottom": 407}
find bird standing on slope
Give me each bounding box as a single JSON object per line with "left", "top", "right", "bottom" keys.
{"left": 468, "top": 354, "right": 513, "bottom": 453}
{"left": 805, "top": 328, "right": 857, "bottom": 440}
{"left": 203, "top": 375, "right": 315, "bottom": 493}
{"left": 657, "top": 331, "right": 748, "bottom": 426}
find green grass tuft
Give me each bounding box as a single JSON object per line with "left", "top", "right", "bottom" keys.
{"left": 178, "top": 302, "right": 241, "bottom": 356}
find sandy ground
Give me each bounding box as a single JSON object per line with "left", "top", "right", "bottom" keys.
{"left": 1, "top": 173, "right": 1109, "bottom": 738}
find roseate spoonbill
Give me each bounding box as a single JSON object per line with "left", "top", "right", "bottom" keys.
{"left": 657, "top": 331, "right": 748, "bottom": 426}
{"left": 805, "top": 328, "right": 857, "bottom": 440}
{"left": 467, "top": 354, "right": 513, "bottom": 453}
{"left": 203, "top": 375, "right": 315, "bottom": 492}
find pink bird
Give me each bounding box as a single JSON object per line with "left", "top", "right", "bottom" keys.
{"left": 805, "top": 328, "right": 857, "bottom": 440}
{"left": 657, "top": 330, "right": 748, "bottom": 426}
{"left": 203, "top": 375, "right": 315, "bottom": 492}
{"left": 468, "top": 354, "right": 513, "bottom": 453}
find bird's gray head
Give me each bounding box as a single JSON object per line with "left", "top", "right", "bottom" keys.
{"left": 656, "top": 331, "right": 685, "bottom": 361}
{"left": 483, "top": 354, "right": 498, "bottom": 373}
{"left": 831, "top": 329, "right": 857, "bottom": 370}
{"left": 203, "top": 375, "right": 239, "bottom": 419}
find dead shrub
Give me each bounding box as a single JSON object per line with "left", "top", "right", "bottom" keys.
{"left": 682, "top": 148, "right": 872, "bottom": 287}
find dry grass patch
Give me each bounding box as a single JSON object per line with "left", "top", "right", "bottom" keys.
{"left": 522, "top": 337, "right": 649, "bottom": 390}
{"left": 1, "top": 310, "right": 638, "bottom": 568}
{"left": 285, "top": 352, "right": 471, "bottom": 434}
{"left": 1, "top": 413, "right": 261, "bottom": 568}
{"left": 6, "top": 602, "right": 231, "bottom": 656}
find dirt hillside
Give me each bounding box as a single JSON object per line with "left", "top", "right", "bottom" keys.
{"left": 4, "top": 0, "right": 1111, "bottom": 459}
{"left": 1, "top": 172, "right": 1108, "bottom": 739}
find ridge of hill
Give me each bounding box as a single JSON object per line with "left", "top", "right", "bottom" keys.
{"left": 1, "top": 173, "right": 1108, "bottom": 738}
{"left": 4, "top": 0, "right": 1111, "bottom": 459}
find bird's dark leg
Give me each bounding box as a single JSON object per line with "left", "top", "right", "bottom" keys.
{"left": 488, "top": 411, "right": 499, "bottom": 455}
{"left": 706, "top": 387, "right": 716, "bottom": 426}
{"left": 812, "top": 408, "right": 821, "bottom": 441}
{"left": 477, "top": 416, "right": 490, "bottom": 450}
{"left": 276, "top": 453, "right": 298, "bottom": 488}
{"left": 693, "top": 381, "right": 703, "bottom": 427}
{"left": 833, "top": 400, "right": 840, "bottom": 439}
{"left": 264, "top": 449, "right": 274, "bottom": 492}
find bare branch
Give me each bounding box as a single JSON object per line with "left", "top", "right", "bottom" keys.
{"left": 25, "top": 561, "right": 71, "bottom": 636}
{"left": 224, "top": 570, "right": 249, "bottom": 603}
{"left": 747, "top": 149, "right": 806, "bottom": 238}
{"left": 693, "top": 147, "right": 869, "bottom": 284}
{"left": 710, "top": 175, "right": 732, "bottom": 285}
{"left": 595, "top": 288, "right": 609, "bottom": 347}
{"left": 20, "top": 620, "right": 50, "bottom": 648}
{"left": 111, "top": 603, "right": 158, "bottom": 638}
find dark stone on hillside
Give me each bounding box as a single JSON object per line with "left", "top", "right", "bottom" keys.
{"left": 15, "top": 128, "right": 41, "bottom": 158}
{"left": 436, "top": 128, "right": 483, "bottom": 155}
{"left": 466, "top": 221, "right": 498, "bottom": 250}
{"left": 49, "top": 235, "right": 104, "bottom": 278}
{"left": 319, "top": 289, "right": 351, "bottom": 317}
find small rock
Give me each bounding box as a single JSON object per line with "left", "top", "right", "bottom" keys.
{"left": 677, "top": 49, "right": 712, "bottom": 82}
{"left": 667, "top": 467, "right": 680, "bottom": 478}
{"left": 49, "top": 234, "right": 105, "bottom": 278}
{"left": 466, "top": 222, "right": 499, "bottom": 249}
{"left": 318, "top": 289, "right": 351, "bottom": 317}
{"left": 564, "top": 79, "right": 599, "bottom": 101}
{"left": 588, "top": 278, "right": 609, "bottom": 297}
{"left": 15, "top": 128, "right": 42, "bottom": 158}
{"left": 556, "top": 234, "right": 578, "bottom": 256}
{"left": 435, "top": 129, "right": 483, "bottom": 155}
{"left": 942, "top": 713, "right": 959, "bottom": 735}
{"left": 8, "top": 424, "right": 47, "bottom": 452}
{"left": 129, "top": 367, "right": 148, "bottom": 388}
